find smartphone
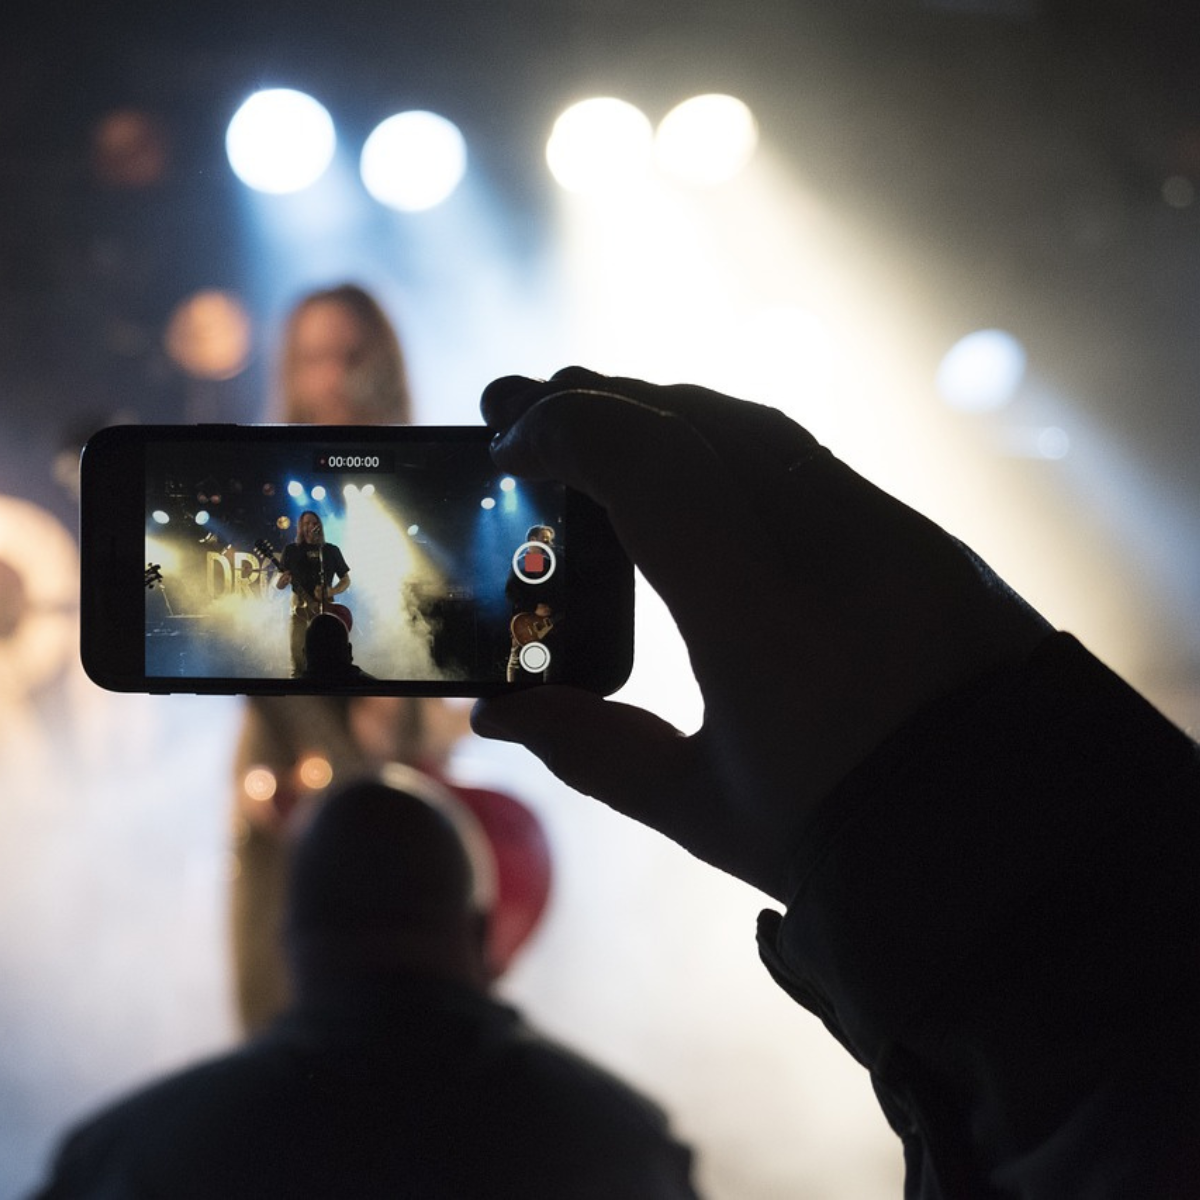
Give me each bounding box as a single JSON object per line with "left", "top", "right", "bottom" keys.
{"left": 80, "top": 424, "right": 634, "bottom": 696}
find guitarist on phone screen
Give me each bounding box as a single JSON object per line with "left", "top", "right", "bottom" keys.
{"left": 272, "top": 510, "right": 351, "bottom": 677}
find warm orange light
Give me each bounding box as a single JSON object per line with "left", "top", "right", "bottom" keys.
{"left": 91, "top": 108, "right": 169, "bottom": 187}
{"left": 164, "top": 290, "right": 252, "bottom": 381}
{"left": 298, "top": 755, "right": 333, "bottom": 790}
{"left": 242, "top": 767, "right": 278, "bottom": 803}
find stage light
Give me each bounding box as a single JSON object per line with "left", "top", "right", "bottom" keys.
{"left": 656, "top": 94, "right": 758, "bottom": 187}
{"left": 361, "top": 483, "right": 376, "bottom": 497}
{"left": 360, "top": 111, "right": 467, "bottom": 212}
{"left": 546, "top": 98, "right": 653, "bottom": 194}
{"left": 242, "top": 767, "right": 277, "bottom": 803}
{"left": 481, "top": 496, "right": 496, "bottom": 510}
{"left": 500, "top": 476, "right": 516, "bottom": 492}
{"left": 195, "top": 510, "right": 211, "bottom": 526}
{"left": 344, "top": 484, "right": 359, "bottom": 498}
{"left": 298, "top": 755, "right": 333, "bottom": 790}
{"left": 1037, "top": 427, "right": 1071, "bottom": 459}
{"left": 151, "top": 510, "right": 170, "bottom": 525}
{"left": 164, "top": 290, "right": 252, "bottom": 380}
{"left": 91, "top": 108, "right": 169, "bottom": 188}
{"left": 225, "top": 88, "right": 336, "bottom": 194}
{"left": 144, "top": 536, "right": 183, "bottom": 579}
{"left": 311, "top": 485, "right": 327, "bottom": 501}
{"left": 936, "top": 329, "right": 1026, "bottom": 412}
{"left": 1000, "top": 426, "right": 1072, "bottom": 460}
{"left": 0, "top": 495, "right": 79, "bottom": 698}
{"left": 407, "top": 524, "right": 420, "bottom": 536}
{"left": 287, "top": 481, "right": 305, "bottom": 499}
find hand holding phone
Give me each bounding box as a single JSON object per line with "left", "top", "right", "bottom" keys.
{"left": 472, "top": 367, "right": 1053, "bottom": 901}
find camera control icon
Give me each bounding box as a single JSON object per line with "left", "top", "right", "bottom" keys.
{"left": 518, "top": 642, "right": 551, "bottom": 674}
{"left": 512, "top": 540, "right": 557, "bottom": 585}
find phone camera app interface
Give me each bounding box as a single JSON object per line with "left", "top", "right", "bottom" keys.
{"left": 143, "top": 438, "right": 567, "bottom": 686}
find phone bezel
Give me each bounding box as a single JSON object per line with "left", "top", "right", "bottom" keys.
{"left": 80, "top": 423, "right": 634, "bottom": 696}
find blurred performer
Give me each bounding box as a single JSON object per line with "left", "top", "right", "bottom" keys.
{"left": 232, "top": 285, "right": 550, "bottom": 1033}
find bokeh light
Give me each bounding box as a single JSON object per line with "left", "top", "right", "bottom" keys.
{"left": 656, "top": 94, "right": 758, "bottom": 186}
{"left": 360, "top": 111, "right": 467, "bottom": 212}
{"left": 225, "top": 88, "right": 336, "bottom": 194}
{"left": 91, "top": 108, "right": 169, "bottom": 187}
{"left": 935, "top": 328, "right": 1027, "bottom": 412}
{"left": 546, "top": 98, "right": 654, "bottom": 194}
{"left": 164, "top": 290, "right": 252, "bottom": 381}
{"left": 298, "top": 755, "right": 334, "bottom": 790}
{"left": 241, "top": 767, "right": 278, "bottom": 803}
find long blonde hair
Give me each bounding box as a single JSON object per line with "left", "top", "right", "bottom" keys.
{"left": 275, "top": 284, "right": 413, "bottom": 424}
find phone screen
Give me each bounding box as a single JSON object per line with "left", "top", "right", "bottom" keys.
{"left": 82, "top": 425, "right": 633, "bottom": 695}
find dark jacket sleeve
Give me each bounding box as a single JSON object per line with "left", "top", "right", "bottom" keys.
{"left": 758, "top": 632, "right": 1200, "bottom": 1199}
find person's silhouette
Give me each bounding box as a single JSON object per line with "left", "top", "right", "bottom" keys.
{"left": 35, "top": 766, "right": 699, "bottom": 1199}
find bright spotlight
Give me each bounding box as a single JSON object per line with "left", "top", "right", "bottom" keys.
{"left": 151, "top": 510, "right": 170, "bottom": 525}
{"left": 195, "top": 510, "right": 211, "bottom": 526}
{"left": 344, "top": 484, "right": 360, "bottom": 498}
{"left": 311, "top": 485, "right": 327, "bottom": 501}
{"left": 361, "top": 483, "right": 376, "bottom": 497}
{"left": 936, "top": 329, "right": 1027, "bottom": 412}
{"left": 360, "top": 111, "right": 467, "bottom": 212}
{"left": 481, "top": 496, "right": 496, "bottom": 511}
{"left": 407, "top": 524, "right": 420, "bottom": 536}
{"left": 499, "top": 476, "right": 517, "bottom": 492}
{"left": 656, "top": 94, "right": 758, "bottom": 187}
{"left": 225, "top": 88, "right": 336, "bottom": 194}
{"left": 546, "top": 98, "right": 653, "bottom": 194}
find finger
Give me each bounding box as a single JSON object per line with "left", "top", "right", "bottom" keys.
{"left": 482, "top": 367, "right": 619, "bottom": 432}
{"left": 485, "top": 368, "right": 830, "bottom": 568}
{"left": 472, "top": 687, "right": 690, "bottom": 818}
{"left": 473, "top": 688, "right": 742, "bottom": 870}
{"left": 490, "top": 386, "right": 792, "bottom": 667}
{"left": 484, "top": 367, "right": 822, "bottom": 483}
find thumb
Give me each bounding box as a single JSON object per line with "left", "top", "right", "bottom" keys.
{"left": 471, "top": 687, "right": 697, "bottom": 836}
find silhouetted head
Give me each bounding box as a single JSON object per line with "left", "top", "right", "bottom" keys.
{"left": 303, "top": 612, "right": 354, "bottom": 677}
{"left": 284, "top": 766, "right": 497, "bottom": 995}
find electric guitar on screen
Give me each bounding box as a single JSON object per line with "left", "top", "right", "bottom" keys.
{"left": 254, "top": 538, "right": 353, "bottom": 632}
{"left": 510, "top": 610, "right": 562, "bottom": 646}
